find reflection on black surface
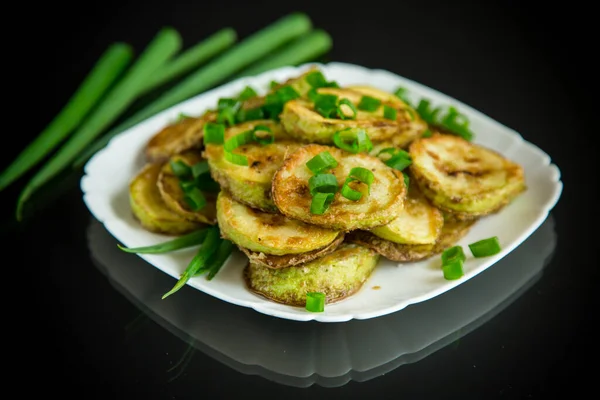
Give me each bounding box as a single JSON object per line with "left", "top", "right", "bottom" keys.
{"left": 87, "top": 215, "right": 557, "bottom": 388}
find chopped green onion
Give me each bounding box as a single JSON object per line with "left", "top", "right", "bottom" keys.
{"left": 203, "top": 122, "right": 225, "bottom": 145}
{"left": 336, "top": 98, "right": 357, "bottom": 120}
{"left": 236, "top": 106, "right": 264, "bottom": 123}
{"left": 383, "top": 105, "right": 397, "bottom": 120}
{"left": 224, "top": 151, "right": 248, "bottom": 166}
{"left": 170, "top": 160, "right": 192, "bottom": 180}
{"left": 217, "top": 97, "right": 237, "bottom": 110}
{"left": 217, "top": 107, "right": 236, "bottom": 126}
{"left": 191, "top": 161, "right": 210, "bottom": 179}
{"left": 252, "top": 125, "right": 274, "bottom": 145}
{"left": 357, "top": 96, "right": 381, "bottom": 112}
{"left": 324, "top": 81, "right": 340, "bottom": 88}
{"left": 117, "top": 227, "right": 209, "bottom": 254}
{"left": 310, "top": 192, "right": 335, "bottom": 215}
{"left": 269, "top": 80, "right": 279, "bottom": 89}
{"left": 468, "top": 236, "right": 501, "bottom": 257}
{"left": 442, "top": 245, "right": 466, "bottom": 265}
{"left": 306, "top": 71, "right": 328, "bottom": 88}
{"left": 162, "top": 226, "right": 220, "bottom": 299}
{"left": 306, "top": 151, "right": 338, "bottom": 174}
{"left": 394, "top": 87, "right": 412, "bottom": 105}
{"left": 238, "top": 86, "right": 258, "bottom": 101}
{"left": 307, "top": 88, "right": 319, "bottom": 102}
{"left": 332, "top": 128, "right": 373, "bottom": 153}
{"left": 340, "top": 167, "right": 374, "bottom": 201}
{"left": 275, "top": 85, "right": 301, "bottom": 103}
{"left": 183, "top": 186, "right": 207, "bottom": 211}
{"left": 306, "top": 292, "right": 325, "bottom": 312}
{"left": 308, "top": 173, "right": 338, "bottom": 196}
{"left": 442, "top": 259, "right": 464, "bottom": 280}
{"left": 179, "top": 180, "right": 196, "bottom": 192}
{"left": 403, "top": 172, "right": 410, "bottom": 188}
{"left": 377, "top": 147, "right": 411, "bottom": 171}
{"left": 195, "top": 175, "right": 220, "bottom": 193}
{"left": 261, "top": 93, "right": 284, "bottom": 120}
{"left": 422, "top": 129, "right": 432, "bottom": 138}
{"left": 314, "top": 93, "right": 338, "bottom": 118}
{"left": 224, "top": 130, "right": 255, "bottom": 152}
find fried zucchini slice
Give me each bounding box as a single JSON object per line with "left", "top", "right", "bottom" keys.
{"left": 348, "top": 218, "right": 477, "bottom": 262}
{"left": 157, "top": 151, "right": 217, "bottom": 225}
{"left": 239, "top": 231, "right": 345, "bottom": 269}
{"left": 129, "top": 163, "right": 203, "bottom": 235}
{"left": 244, "top": 244, "right": 379, "bottom": 306}
{"left": 280, "top": 87, "right": 422, "bottom": 144}
{"left": 203, "top": 120, "right": 301, "bottom": 212}
{"left": 370, "top": 185, "right": 443, "bottom": 245}
{"left": 272, "top": 144, "right": 406, "bottom": 231}
{"left": 409, "top": 134, "right": 526, "bottom": 219}
{"left": 146, "top": 112, "right": 217, "bottom": 163}
{"left": 216, "top": 190, "right": 341, "bottom": 255}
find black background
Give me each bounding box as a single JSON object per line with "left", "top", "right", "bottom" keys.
{"left": 2, "top": 0, "right": 597, "bottom": 398}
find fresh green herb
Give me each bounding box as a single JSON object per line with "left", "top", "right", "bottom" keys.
{"left": 306, "top": 292, "right": 325, "bottom": 312}
{"left": 117, "top": 227, "right": 209, "bottom": 254}
{"left": 417, "top": 99, "right": 473, "bottom": 141}
{"left": 16, "top": 28, "right": 181, "bottom": 220}
{"left": 308, "top": 173, "right": 338, "bottom": 196}
{"left": 336, "top": 98, "right": 357, "bottom": 120}
{"left": 313, "top": 93, "right": 339, "bottom": 118}
{"left": 442, "top": 245, "right": 466, "bottom": 265}
{"left": 306, "top": 70, "right": 328, "bottom": 88}
{"left": 394, "top": 87, "right": 412, "bottom": 105}
{"left": 332, "top": 128, "right": 373, "bottom": 153}
{"left": 403, "top": 172, "right": 410, "bottom": 188}
{"left": 203, "top": 122, "right": 225, "bottom": 145}
{"left": 468, "top": 236, "right": 501, "bottom": 257}
{"left": 162, "top": 226, "right": 221, "bottom": 299}
{"left": 306, "top": 151, "right": 338, "bottom": 174}
{"left": 218, "top": 97, "right": 238, "bottom": 110}
{"left": 223, "top": 125, "right": 274, "bottom": 166}
{"left": 340, "top": 167, "right": 374, "bottom": 201}
{"left": 377, "top": 148, "right": 412, "bottom": 171}
{"left": 310, "top": 192, "right": 335, "bottom": 215}
{"left": 238, "top": 86, "right": 258, "bottom": 101}
{"left": 357, "top": 96, "right": 381, "bottom": 112}
{"left": 252, "top": 125, "right": 275, "bottom": 145}
{"left": 269, "top": 80, "right": 279, "bottom": 89}
{"left": 442, "top": 259, "right": 464, "bottom": 280}
{"left": 183, "top": 186, "right": 207, "bottom": 211}
{"left": 191, "top": 161, "right": 210, "bottom": 179}
{"left": 422, "top": 128, "right": 433, "bottom": 138}
{"left": 0, "top": 43, "right": 132, "bottom": 192}
{"left": 217, "top": 107, "right": 236, "bottom": 126}
{"left": 203, "top": 239, "right": 235, "bottom": 280}
{"left": 383, "top": 105, "right": 397, "bottom": 120}
{"left": 170, "top": 160, "right": 193, "bottom": 180}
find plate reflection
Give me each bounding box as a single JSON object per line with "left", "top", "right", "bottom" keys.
{"left": 87, "top": 215, "right": 556, "bottom": 388}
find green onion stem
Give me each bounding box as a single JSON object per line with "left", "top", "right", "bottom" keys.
{"left": 117, "top": 228, "right": 209, "bottom": 254}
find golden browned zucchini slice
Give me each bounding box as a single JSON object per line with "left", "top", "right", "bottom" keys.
{"left": 238, "top": 233, "right": 345, "bottom": 269}
{"left": 272, "top": 144, "right": 406, "bottom": 231}
{"left": 244, "top": 244, "right": 379, "bottom": 306}
{"left": 203, "top": 120, "right": 301, "bottom": 212}
{"left": 347, "top": 218, "right": 477, "bottom": 262}
{"left": 216, "top": 190, "right": 340, "bottom": 255}
{"left": 409, "top": 133, "right": 526, "bottom": 219}
{"left": 157, "top": 150, "right": 217, "bottom": 225}
{"left": 145, "top": 112, "right": 217, "bottom": 163}
{"left": 370, "top": 185, "right": 444, "bottom": 245}
{"left": 129, "top": 163, "right": 203, "bottom": 235}
{"left": 280, "top": 87, "right": 422, "bottom": 144}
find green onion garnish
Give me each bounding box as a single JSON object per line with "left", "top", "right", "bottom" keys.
{"left": 307, "top": 88, "right": 319, "bottom": 102}
{"left": 314, "top": 93, "right": 339, "bottom": 118}
{"left": 377, "top": 148, "right": 412, "bottom": 171}
{"left": 340, "top": 167, "right": 374, "bottom": 201}
{"left": 416, "top": 99, "right": 474, "bottom": 141}
{"left": 170, "top": 160, "right": 192, "bottom": 180}
{"left": 306, "top": 151, "right": 338, "bottom": 174}
{"left": 203, "top": 122, "right": 225, "bottom": 145}
{"left": 217, "top": 98, "right": 237, "bottom": 110}
{"left": 183, "top": 186, "right": 207, "bottom": 211}
{"left": 198, "top": 238, "right": 234, "bottom": 280}
{"left": 238, "top": 86, "right": 258, "bottom": 101}
{"left": 276, "top": 85, "right": 301, "bottom": 103}
{"left": 217, "top": 107, "right": 236, "bottom": 126}
{"left": 336, "top": 98, "right": 357, "bottom": 120}
{"left": 357, "top": 96, "right": 381, "bottom": 112}
{"left": 308, "top": 173, "right": 338, "bottom": 196}
{"left": 442, "top": 245, "right": 466, "bottom": 265}
{"left": 191, "top": 161, "right": 210, "bottom": 179}
{"left": 118, "top": 227, "right": 209, "bottom": 254}
{"left": 306, "top": 71, "right": 328, "bottom": 88}
{"left": 468, "top": 236, "right": 501, "bottom": 257}
{"left": 223, "top": 125, "right": 275, "bottom": 166}
{"left": 442, "top": 259, "right": 464, "bottom": 280}
{"left": 269, "top": 80, "right": 279, "bottom": 89}
{"left": 305, "top": 292, "right": 325, "bottom": 312}
{"left": 310, "top": 192, "right": 335, "bottom": 215}
{"left": 403, "top": 172, "right": 410, "bottom": 188}
{"left": 422, "top": 129, "right": 432, "bottom": 138}
{"left": 383, "top": 105, "right": 397, "bottom": 120}
{"left": 252, "top": 125, "right": 274, "bottom": 145}
{"left": 394, "top": 87, "right": 412, "bottom": 105}
{"left": 236, "top": 106, "right": 264, "bottom": 123}
{"left": 332, "top": 128, "right": 373, "bottom": 153}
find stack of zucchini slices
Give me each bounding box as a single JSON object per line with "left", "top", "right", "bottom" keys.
{"left": 128, "top": 67, "right": 526, "bottom": 308}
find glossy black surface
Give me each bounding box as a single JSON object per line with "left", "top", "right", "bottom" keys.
{"left": 3, "top": 1, "right": 596, "bottom": 398}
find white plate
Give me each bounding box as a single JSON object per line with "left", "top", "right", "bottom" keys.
{"left": 81, "top": 62, "right": 563, "bottom": 323}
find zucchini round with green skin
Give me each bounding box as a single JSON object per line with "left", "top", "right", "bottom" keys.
{"left": 272, "top": 144, "right": 406, "bottom": 231}
{"left": 280, "top": 87, "right": 422, "bottom": 144}
{"left": 129, "top": 163, "right": 203, "bottom": 235}
{"left": 157, "top": 150, "right": 217, "bottom": 225}
{"left": 348, "top": 218, "right": 477, "bottom": 262}
{"left": 216, "top": 190, "right": 341, "bottom": 255}
{"left": 409, "top": 133, "right": 526, "bottom": 220}
{"left": 203, "top": 120, "right": 301, "bottom": 212}
{"left": 238, "top": 233, "right": 345, "bottom": 269}
{"left": 370, "top": 185, "right": 443, "bottom": 245}
{"left": 146, "top": 111, "right": 217, "bottom": 163}
{"left": 244, "top": 244, "right": 379, "bottom": 306}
